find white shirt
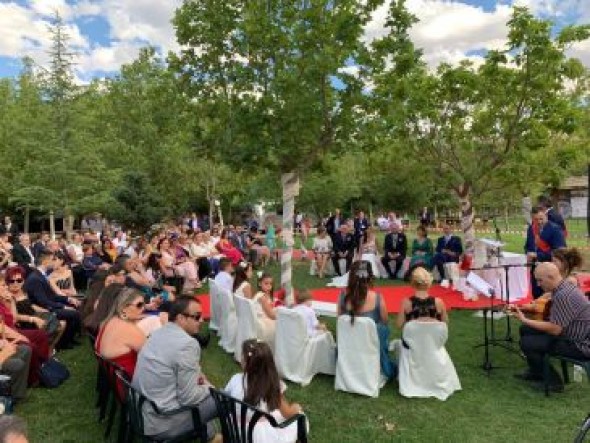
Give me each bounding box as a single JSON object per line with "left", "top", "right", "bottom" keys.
{"left": 292, "top": 304, "right": 320, "bottom": 337}
{"left": 68, "top": 243, "right": 84, "bottom": 263}
{"left": 213, "top": 271, "right": 233, "bottom": 294}
{"left": 225, "top": 373, "right": 286, "bottom": 413}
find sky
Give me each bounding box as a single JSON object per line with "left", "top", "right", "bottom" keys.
{"left": 0, "top": 0, "right": 589, "bottom": 83}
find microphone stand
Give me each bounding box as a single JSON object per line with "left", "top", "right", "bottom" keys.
{"left": 492, "top": 216, "right": 513, "bottom": 342}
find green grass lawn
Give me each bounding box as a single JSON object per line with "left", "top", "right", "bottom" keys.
{"left": 17, "top": 258, "right": 590, "bottom": 442}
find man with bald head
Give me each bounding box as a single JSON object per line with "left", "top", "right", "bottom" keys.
{"left": 512, "top": 262, "right": 590, "bottom": 392}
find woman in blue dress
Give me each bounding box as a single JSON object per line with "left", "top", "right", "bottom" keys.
{"left": 337, "top": 260, "right": 396, "bottom": 379}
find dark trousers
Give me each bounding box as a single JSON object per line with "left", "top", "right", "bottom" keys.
{"left": 332, "top": 254, "right": 352, "bottom": 276}
{"left": 530, "top": 262, "right": 546, "bottom": 299}
{"left": 432, "top": 253, "right": 458, "bottom": 281}
{"left": 72, "top": 266, "right": 88, "bottom": 291}
{"left": 55, "top": 308, "right": 81, "bottom": 348}
{"left": 520, "top": 325, "right": 586, "bottom": 384}
{"left": 196, "top": 257, "right": 211, "bottom": 281}
{"left": 381, "top": 255, "right": 405, "bottom": 279}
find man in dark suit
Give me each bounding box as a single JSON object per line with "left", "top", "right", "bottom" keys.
{"left": 538, "top": 195, "right": 567, "bottom": 237}
{"left": 331, "top": 225, "right": 355, "bottom": 276}
{"left": 353, "top": 211, "right": 369, "bottom": 248}
{"left": 23, "top": 250, "right": 81, "bottom": 349}
{"left": 433, "top": 224, "right": 463, "bottom": 281}
{"left": 325, "top": 209, "right": 342, "bottom": 244}
{"left": 525, "top": 206, "right": 566, "bottom": 298}
{"left": 31, "top": 232, "right": 50, "bottom": 260}
{"left": 381, "top": 224, "right": 407, "bottom": 279}
{"left": 418, "top": 207, "right": 432, "bottom": 227}
{"left": 11, "top": 234, "right": 35, "bottom": 272}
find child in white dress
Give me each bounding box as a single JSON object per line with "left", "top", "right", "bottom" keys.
{"left": 224, "top": 339, "right": 306, "bottom": 443}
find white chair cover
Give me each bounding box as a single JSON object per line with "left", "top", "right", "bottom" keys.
{"left": 275, "top": 308, "right": 336, "bottom": 386}
{"left": 218, "top": 287, "right": 237, "bottom": 354}
{"left": 398, "top": 321, "right": 461, "bottom": 401}
{"left": 234, "top": 295, "right": 260, "bottom": 362}
{"left": 335, "top": 315, "right": 382, "bottom": 398}
{"left": 208, "top": 280, "right": 220, "bottom": 332}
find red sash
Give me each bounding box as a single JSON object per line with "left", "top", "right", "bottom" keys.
{"left": 532, "top": 221, "right": 550, "bottom": 254}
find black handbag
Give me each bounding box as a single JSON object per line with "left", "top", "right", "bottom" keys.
{"left": 0, "top": 374, "right": 13, "bottom": 414}
{"left": 38, "top": 357, "right": 70, "bottom": 388}
{"left": 39, "top": 312, "right": 60, "bottom": 336}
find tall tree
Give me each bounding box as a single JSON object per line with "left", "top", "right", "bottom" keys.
{"left": 172, "top": 0, "right": 395, "bottom": 298}
{"left": 373, "top": 6, "right": 590, "bottom": 252}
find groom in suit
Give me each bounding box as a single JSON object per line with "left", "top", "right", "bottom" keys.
{"left": 433, "top": 224, "right": 463, "bottom": 281}
{"left": 331, "top": 224, "right": 355, "bottom": 276}
{"left": 525, "top": 206, "right": 566, "bottom": 298}
{"left": 381, "top": 224, "right": 407, "bottom": 279}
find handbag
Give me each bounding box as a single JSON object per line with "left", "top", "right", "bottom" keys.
{"left": 38, "top": 357, "right": 70, "bottom": 388}
{"left": 0, "top": 374, "right": 13, "bottom": 415}
{"left": 39, "top": 312, "right": 60, "bottom": 337}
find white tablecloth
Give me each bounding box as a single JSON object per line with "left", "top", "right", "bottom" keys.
{"left": 475, "top": 252, "right": 529, "bottom": 301}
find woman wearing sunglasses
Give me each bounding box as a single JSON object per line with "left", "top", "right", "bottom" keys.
{"left": 95, "top": 288, "right": 147, "bottom": 394}
{"left": 5, "top": 266, "right": 65, "bottom": 354}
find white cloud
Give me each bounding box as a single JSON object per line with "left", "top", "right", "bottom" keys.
{"left": 99, "top": 0, "right": 182, "bottom": 52}
{"left": 569, "top": 39, "right": 590, "bottom": 67}
{"left": 365, "top": 1, "right": 512, "bottom": 68}
{"left": 0, "top": 0, "right": 587, "bottom": 80}
{"left": 77, "top": 41, "right": 142, "bottom": 73}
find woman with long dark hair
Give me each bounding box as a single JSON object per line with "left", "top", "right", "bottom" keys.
{"left": 232, "top": 261, "right": 253, "bottom": 299}
{"left": 337, "top": 260, "right": 396, "bottom": 379}
{"left": 224, "top": 339, "right": 304, "bottom": 442}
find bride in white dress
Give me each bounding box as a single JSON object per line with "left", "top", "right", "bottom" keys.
{"left": 327, "top": 227, "right": 385, "bottom": 288}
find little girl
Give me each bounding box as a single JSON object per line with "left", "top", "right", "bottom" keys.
{"left": 225, "top": 339, "right": 305, "bottom": 442}
{"left": 253, "top": 274, "right": 277, "bottom": 348}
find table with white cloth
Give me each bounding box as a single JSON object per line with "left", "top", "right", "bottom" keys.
{"left": 474, "top": 252, "right": 529, "bottom": 302}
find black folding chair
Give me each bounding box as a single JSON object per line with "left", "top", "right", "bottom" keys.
{"left": 115, "top": 370, "right": 209, "bottom": 443}
{"left": 95, "top": 353, "right": 129, "bottom": 441}
{"left": 209, "top": 388, "right": 308, "bottom": 443}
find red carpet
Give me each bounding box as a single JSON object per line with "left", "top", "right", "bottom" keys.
{"left": 196, "top": 284, "right": 532, "bottom": 319}
{"left": 309, "top": 285, "right": 532, "bottom": 314}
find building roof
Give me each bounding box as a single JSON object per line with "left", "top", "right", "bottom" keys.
{"left": 560, "top": 176, "right": 588, "bottom": 190}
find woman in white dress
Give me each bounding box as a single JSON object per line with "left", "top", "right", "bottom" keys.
{"left": 312, "top": 227, "right": 332, "bottom": 278}
{"left": 252, "top": 274, "right": 277, "bottom": 347}
{"left": 225, "top": 339, "right": 305, "bottom": 443}
{"left": 360, "top": 227, "right": 385, "bottom": 279}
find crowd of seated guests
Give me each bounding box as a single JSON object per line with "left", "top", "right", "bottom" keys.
{"left": 0, "top": 213, "right": 465, "bottom": 436}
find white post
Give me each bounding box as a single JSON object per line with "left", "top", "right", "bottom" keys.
{"left": 49, "top": 210, "right": 56, "bottom": 240}
{"left": 281, "top": 172, "right": 300, "bottom": 306}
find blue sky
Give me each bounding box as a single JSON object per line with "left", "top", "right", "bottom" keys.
{"left": 0, "top": 0, "right": 588, "bottom": 82}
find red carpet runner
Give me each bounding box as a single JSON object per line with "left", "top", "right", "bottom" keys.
{"left": 196, "top": 284, "right": 534, "bottom": 319}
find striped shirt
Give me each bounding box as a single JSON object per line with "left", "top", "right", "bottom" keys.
{"left": 550, "top": 280, "right": 590, "bottom": 357}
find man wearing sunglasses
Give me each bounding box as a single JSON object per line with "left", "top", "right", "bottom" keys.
{"left": 133, "top": 298, "right": 221, "bottom": 443}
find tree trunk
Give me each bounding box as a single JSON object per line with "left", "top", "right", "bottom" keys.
{"left": 281, "top": 172, "right": 300, "bottom": 305}
{"left": 457, "top": 184, "right": 475, "bottom": 254}
{"left": 67, "top": 214, "right": 74, "bottom": 241}
{"left": 24, "top": 206, "right": 30, "bottom": 234}
{"left": 49, "top": 210, "right": 56, "bottom": 240}
{"left": 522, "top": 194, "right": 532, "bottom": 226}
{"left": 217, "top": 202, "right": 224, "bottom": 227}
